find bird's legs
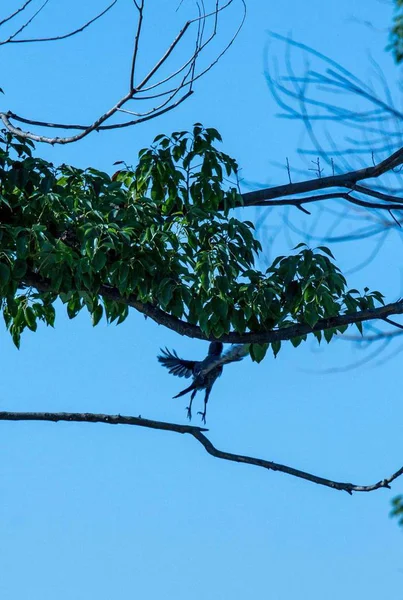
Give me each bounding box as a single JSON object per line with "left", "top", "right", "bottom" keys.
{"left": 186, "top": 389, "right": 197, "bottom": 421}
{"left": 198, "top": 387, "right": 212, "bottom": 425}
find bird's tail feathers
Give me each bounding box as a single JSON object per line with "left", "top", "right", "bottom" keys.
{"left": 173, "top": 383, "right": 197, "bottom": 399}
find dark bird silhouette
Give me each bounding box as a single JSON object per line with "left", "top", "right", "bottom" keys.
{"left": 157, "top": 341, "right": 225, "bottom": 423}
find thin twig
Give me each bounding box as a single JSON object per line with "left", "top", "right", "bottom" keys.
{"left": 0, "top": 0, "right": 50, "bottom": 45}
{"left": 1, "top": 0, "right": 118, "bottom": 45}
{"left": 0, "top": 0, "right": 33, "bottom": 28}
{"left": 129, "top": 0, "right": 144, "bottom": 90}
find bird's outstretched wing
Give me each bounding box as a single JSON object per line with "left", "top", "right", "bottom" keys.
{"left": 196, "top": 344, "right": 248, "bottom": 376}
{"left": 157, "top": 348, "right": 196, "bottom": 378}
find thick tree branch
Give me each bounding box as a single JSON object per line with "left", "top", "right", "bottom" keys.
{"left": 22, "top": 272, "right": 403, "bottom": 344}
{"left": 0, "top": 410, "right": 401, "bottom": 493}
{"left": 241, "top": 147, "right": 403, "bottom": 209}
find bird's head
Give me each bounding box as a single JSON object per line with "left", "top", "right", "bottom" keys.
{"left": 208, "top": 341, "right": 223, "bottom": 356}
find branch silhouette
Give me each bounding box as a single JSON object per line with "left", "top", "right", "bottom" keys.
{"left": 1, "top": 410, "right": 402, "bottom": 494}
{"left": 241, "top": 147, "right": 403, "bottom": 212}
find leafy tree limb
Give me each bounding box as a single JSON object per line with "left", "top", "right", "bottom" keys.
{"left": 0, "top": 126, "right": 389, "bottom": 360}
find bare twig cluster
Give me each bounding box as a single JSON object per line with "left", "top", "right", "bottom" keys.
{"left": 0, "top": 0, "right": 246, "bottom": 144}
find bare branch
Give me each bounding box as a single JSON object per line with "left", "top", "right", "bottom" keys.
{"left": 0, "top": 1, "right": 245, "bottom": 144}
{"left": 129, "top": 0, "right": 144, "bottom": 90}
{"left": 0, "top": 90, "right": 194, "bottom": 144}
{"left": 0, "top": 410, "right": 401, "bottom": 493}
{"left": 0, "top": 1, "right": 118, "bottom": 45}
{"left": 383, "top": 317, "right": 403, "bottom": 330}
{"left": 242, "top": 147, "right": 403, "bottom": 208}
{"left": 0, "top": 1, "right": 34, "bottom": 28}
{"left": 0, "top": 0, "right": 50, "bottom": 45}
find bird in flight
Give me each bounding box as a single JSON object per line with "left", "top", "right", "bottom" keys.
{"left": 157, "top": 342, "right": 246, "bottom": 423}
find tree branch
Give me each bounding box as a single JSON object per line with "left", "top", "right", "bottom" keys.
{"left": 0, "top": 410, "right": 401, "bottom": 494}
{"left": 1, "top": 0, "right": 118, "bottom": 44}
{"left": 0, "top": 1, "right": 245, "bottom": 144}
{"left": 0, "top": 1, "right": 34, "bottom": 28}
{"left": 21, "top": 272, "right": 403, "bottom": 344}
{"left": 241, "top": 147, "right": 403, "bottom": 208}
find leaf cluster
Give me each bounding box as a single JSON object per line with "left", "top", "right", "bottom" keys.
{"left": 0, "top": 126, "right": 384, "bottom": 359}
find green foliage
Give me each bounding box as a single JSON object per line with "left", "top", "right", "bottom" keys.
{"left": 388, "top": 0, "right": 403, "bottom": 63}
{"left": 390, "top": 495, "right": 403, "bottom": 526}
{"left": 0, "top": 125, "right": 384, "bottom": 358}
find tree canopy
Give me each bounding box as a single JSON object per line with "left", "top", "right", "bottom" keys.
{"left": 0, "top": 126, "right": 386, "bottom": 363}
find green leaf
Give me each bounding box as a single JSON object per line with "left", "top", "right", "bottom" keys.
{"left": 231, "top": 310, "right": 246, "bottom": 333}
{"left": 290, "top": 335, "right": 304, "bottom": 348}
{"left": 313, "top": 330, "right": 322, "bottom": 344}
{"left": 324, "top": 328, "right": 335, "bottom": 343}
{"left": 271, "top": 340, "right": 281, "bottom": 358}
{"left": 92, "top": 251, "right": 107, "bottom": 272}
{"left": 316, "top": 246, "right": 335, "bottom": 259}
{"left": 249, "top": 343, "right": 269, "bottom": 363}
{"left": 211, "top": 297, "right": 228, "bottom": 321}
{"left": 44, "top": 304, "right": 56, "bottom": 327}
{"left": 11, "top": 326, "right": 21, "bottom": 349}
{"left": 92, "top": 304, "right": 103, "bottom": 326}
{"left": 304, "top": 303, "right": 320, "bottom": 328}
{"left": 24, "top": 306, "right": 37, "bottom": 331}
{"left": 159, "top": 279, "right": 175, "bottom": 308}
{"left": 0, "top": 262, "right": 10, "bottom": 286}
{"left": 16, "top": 234, "right": 29, "bottom": 258}
{"left": 13, "top": 260, "right": 27, "bottom": 279}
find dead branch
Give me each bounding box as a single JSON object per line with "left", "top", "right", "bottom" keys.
{"left": 0, "top": 0, "right": 246, "bottom": 144}
{"left": 0, "top": 410, "right": 401, "bottom": 493}
{"left": 0, "top": 0, "right": 118, "bottom": 45}
{"left": 0, "top": 1, "right": 34, "bottom": 29}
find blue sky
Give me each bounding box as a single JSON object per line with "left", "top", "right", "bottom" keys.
{"left": 1, "top": 1, "right": 403, "bottom": 599}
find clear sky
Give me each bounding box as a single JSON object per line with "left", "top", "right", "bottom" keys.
{"left": 1, "top": 1, "right": 403, "bottom": 599}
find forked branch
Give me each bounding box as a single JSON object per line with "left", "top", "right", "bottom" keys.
{"left": 0, "top": 0, "right": 246, "bottom": 144}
